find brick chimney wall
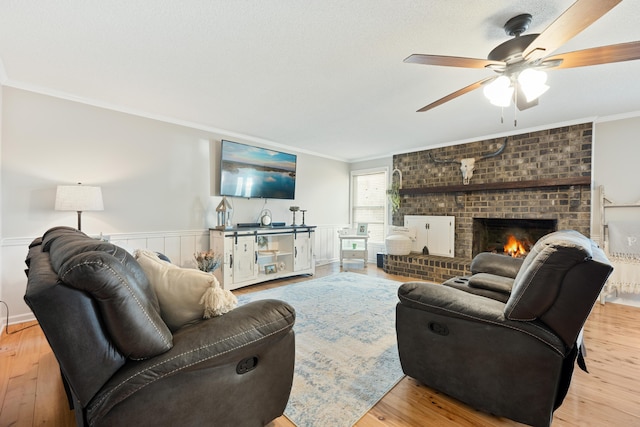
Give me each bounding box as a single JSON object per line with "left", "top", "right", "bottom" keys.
{"left": 391, "top": 122, "right": 592, "bottom": 263}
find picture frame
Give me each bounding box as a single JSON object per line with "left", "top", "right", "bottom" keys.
{"left": 357, "top": 223, "right": 368, "bottom": 236}
{"left": 264, "top": 263, "right": 277, "bottom": 274}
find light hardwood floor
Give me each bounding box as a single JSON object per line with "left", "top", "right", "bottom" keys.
{"left": 1, "top": 262, "right": 639, "bottom": 426}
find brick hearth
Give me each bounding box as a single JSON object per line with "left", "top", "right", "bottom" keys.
{"left": 384, "top": 123, "right": 592, "bottom": 283}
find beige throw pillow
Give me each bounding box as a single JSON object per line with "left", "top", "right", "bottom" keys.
{"left": 134, "top": 249, "right": 237, "bottom": 331}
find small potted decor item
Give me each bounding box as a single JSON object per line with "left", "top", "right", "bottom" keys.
{"left": 387, "top": 182, "right": 401, "bottom": 214}
{"left": 194, "top": 250, "right": 222, "bottom": 273}
{"left": 387, "top": 168, "right": 402, "bottom": 214}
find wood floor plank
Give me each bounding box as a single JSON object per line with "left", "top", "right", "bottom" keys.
{"left": 2, "top": 263, "right": 640, "bottom": 426}
{"left": 1, "top": 323, "right": 41, "bottom": 427}
{"left": 33, "top": 335, "right": 75, "bottom": 427}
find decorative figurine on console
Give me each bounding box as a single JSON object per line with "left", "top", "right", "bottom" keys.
{"left": 215, "top": 196, "right": 233, "bottom": 230}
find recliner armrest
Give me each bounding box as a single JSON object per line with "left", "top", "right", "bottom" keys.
{"left": 397, "top": 282, "right": 564, "bottom": 353}
{"left": 399, "top": 281, "right": 506, "bottom": 322}
{"left": 470, "top": 252, "right": 523, "bottom": 278}
{"left": 468, "top": 273, "right": 514, "bottom": 294}
{"left": 88, "top": 299, "right": 295, "bottom": 424}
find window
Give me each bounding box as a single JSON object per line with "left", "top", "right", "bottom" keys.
{"left": 351, "top": 168, "right": 387, "bottom": 243}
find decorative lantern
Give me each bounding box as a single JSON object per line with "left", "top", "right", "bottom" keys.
{"left": 215, "top": 196, "right": 233, "bottom": 229}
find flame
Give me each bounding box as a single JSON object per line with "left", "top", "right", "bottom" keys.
{"left": 504, "top": 235, "right": 527, "bottom": 258}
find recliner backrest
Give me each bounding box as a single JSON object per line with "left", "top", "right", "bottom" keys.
{"left": 504, "top": 230, "right": 613, "bottom": 347}
{"left": 25, "top": 238, "right": 127, "bottom": 407}
{"left": 25, "top": 228, "right": 174, "bottom": 407}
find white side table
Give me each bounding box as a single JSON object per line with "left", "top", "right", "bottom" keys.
{"left": 338, "top": 231, "right": 369, "bottom": 267}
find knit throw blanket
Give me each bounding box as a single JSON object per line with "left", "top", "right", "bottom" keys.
{"left": 608, "top": 221, "right": 640, "bottom": 258}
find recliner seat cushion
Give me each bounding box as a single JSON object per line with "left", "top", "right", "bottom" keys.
{"left": 505, "top": 230, "right": 592, "bottom": 321}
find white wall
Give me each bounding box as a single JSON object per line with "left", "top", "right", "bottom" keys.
{"left": 0, "top": 85, "right": 3, "bottom": 322}
{"left": 593, "top": 115, "right": 640, "bottom": 306}
{"left": 593, "top": 115, "right": 640, "bottom": 232}
{"left": 0, "top": 87, "right": 350, "bottom": 326}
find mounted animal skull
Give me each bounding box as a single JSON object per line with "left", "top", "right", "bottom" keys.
{"left": 429, "top": 138, "right": 507, "bottom": 185}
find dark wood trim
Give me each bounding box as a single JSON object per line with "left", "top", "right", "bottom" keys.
{"left": 398, "top": 176, "right": 591, "bottom": 195}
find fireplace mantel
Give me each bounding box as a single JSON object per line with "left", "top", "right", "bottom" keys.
{"left": 399, "top": 176, "right": 590, "bottom": 196}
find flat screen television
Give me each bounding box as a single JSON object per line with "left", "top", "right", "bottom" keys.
{"left": 219, "top": 140, "right": 297, "bottom": 199}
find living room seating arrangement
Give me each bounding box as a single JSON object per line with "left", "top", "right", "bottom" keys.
{"left": 396, "top": 230, "right": 613, "bottom": 427}
{"left": 24, "top": 226, "right": 296, "bottom": 427}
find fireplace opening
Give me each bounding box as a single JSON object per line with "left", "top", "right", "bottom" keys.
{"left": 472, "top": 218, "right": 557, "bottom": 258}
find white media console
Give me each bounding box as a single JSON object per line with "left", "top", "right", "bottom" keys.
{"left": 210, "top": 226, "right": 315, "bottom": 290}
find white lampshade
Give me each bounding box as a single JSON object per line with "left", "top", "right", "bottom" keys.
{"left": 483, "top": 75, "right": 514, "bottom": 107}
{"left": 518, "top": 68, "right": 550, "bottom": 102}
{"left": 55, "top": 184, "right": 104, "bottom": 230}
{"left": 55, "top": 185, "right": 104, "bottom": 211}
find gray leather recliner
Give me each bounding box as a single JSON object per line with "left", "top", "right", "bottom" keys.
{"left": 24, "top": 226, "right": 295, "bottom": 427}
{"left": 396, "top": 230, "right": 613, "bottom": 427}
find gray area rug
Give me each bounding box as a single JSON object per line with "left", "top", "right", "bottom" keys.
{"left": 237, "top": 272, "right": 405, "bottom": 427}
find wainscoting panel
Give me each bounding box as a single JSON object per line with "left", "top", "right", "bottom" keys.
{"left": 1, "top": 226, "right": 351, "bottom": 329}
{"left": 314, "top": 225, "right": 344, "bottom": 265}
{"left": 109, "top": 230, "right": 209, "bottom": 268}
{"left": 369, "top": 242, "right": 385, "bottom": 263}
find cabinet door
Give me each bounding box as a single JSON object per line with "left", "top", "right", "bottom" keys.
{"left": 210, "top": 231, "right": 232, "bottom": 287}
{"left": 404, "top": 215, "right": 455, "bottom": 257}
{"left": 426, "top": 216, "right": 455, "bottom": 257}
{"left": 294, "top": 233, "right": 312, "bottom": 271}
{"left": 233, "top": 235, "right": 256, "bottom": 282}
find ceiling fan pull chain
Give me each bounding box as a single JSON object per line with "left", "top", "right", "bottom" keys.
{"left": 513, "top": 88, "right": 518, "bottom": 127}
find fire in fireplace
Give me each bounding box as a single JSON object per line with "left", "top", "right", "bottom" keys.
{"left": 472, "top": 218, "right": 557, "bottom": 258}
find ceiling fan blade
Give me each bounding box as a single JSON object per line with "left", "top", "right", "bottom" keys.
{"left": 523, "top": 0, "right": 622, "bottom": 62}
{"left": 544, "top": 41, "right": 640, "bottom": 69}
{"left": 417, "top": 76, "right": 497, "bottom": 112}
{"left": 404, "top": 54, "right": 504, "bottom": 69}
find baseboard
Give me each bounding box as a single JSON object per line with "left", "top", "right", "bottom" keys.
{"left": 0, "top": 311, "right": 36, "bottom": 338}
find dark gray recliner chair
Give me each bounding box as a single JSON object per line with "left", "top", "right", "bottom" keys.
{"left": 24, "top": 226, "right": 295, "bottom": 427}
{"left": 396, "top": 230, "right": 613, "bottom": 427}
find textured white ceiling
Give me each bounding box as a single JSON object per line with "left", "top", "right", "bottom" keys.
{"left": 1, "top": 0, "right": 639, "bottom": 161}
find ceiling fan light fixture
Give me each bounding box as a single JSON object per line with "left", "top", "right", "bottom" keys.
{"left": 483, "top": 76, "right": 513, "bottom": 107}
{"left": 518, "top": 68, "right": 550, "bottom": 102}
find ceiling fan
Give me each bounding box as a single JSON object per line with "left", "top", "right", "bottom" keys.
{"left": 405, "top": 0, "right": 640, "bottom": 114}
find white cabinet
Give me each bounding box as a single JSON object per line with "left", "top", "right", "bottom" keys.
{"left": 210, "top": 226, "right": 315, "bottom": 290}
{"left": 404, "top": 215, "right": 455, "bottom": 257}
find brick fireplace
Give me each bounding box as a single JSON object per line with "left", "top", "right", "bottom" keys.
{"left": 384, "top": 123, "right": 592, "bottom": 282}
